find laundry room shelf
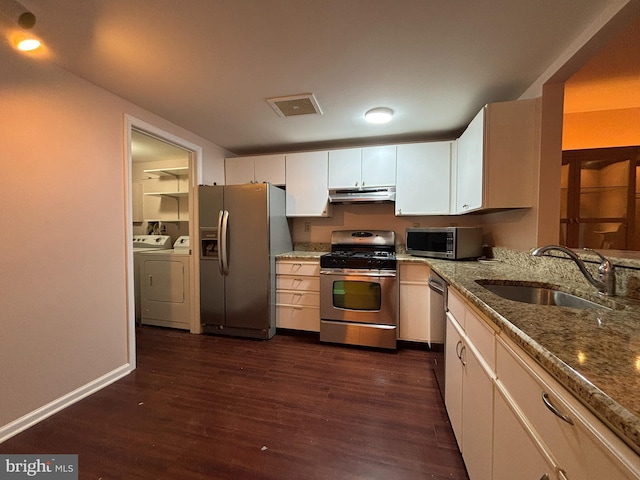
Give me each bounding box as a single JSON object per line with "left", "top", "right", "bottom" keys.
{"left": 144, "top": 191, "right": 189, "bottom": 198}
{"left": 143, "top": 166, "right": 189, "bottom": 178}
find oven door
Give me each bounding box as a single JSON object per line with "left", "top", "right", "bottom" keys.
{"left": 320, "top": 268, "right": 398, "bottom": 326}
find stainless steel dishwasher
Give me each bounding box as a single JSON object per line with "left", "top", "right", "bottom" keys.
{"left": 428, "top": 270, "right": 447, "bottom": 399}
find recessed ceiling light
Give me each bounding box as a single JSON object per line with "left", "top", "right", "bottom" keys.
{"left": 365, "top": 107, "right": 394, "bottom": 124}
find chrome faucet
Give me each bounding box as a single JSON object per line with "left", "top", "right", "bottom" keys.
{"left": 531, "top": 245, "right": 616, "bottom": 296}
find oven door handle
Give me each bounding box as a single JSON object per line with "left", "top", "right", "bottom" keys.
{"left": 320, "top": 269, "right": 397, "bottom": 277}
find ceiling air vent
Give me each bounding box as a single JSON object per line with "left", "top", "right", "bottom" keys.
{"left": 266, "top": 93, "right": 323, "bottom": 117}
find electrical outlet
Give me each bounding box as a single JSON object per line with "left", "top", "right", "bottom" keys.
{"left": 304, "top": 222, "right": 312, "bottom": 233}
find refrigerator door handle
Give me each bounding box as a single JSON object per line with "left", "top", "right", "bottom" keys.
{"left": 217, "top": 210, "right": 225, "bottom": 275}
{"left": 221, "top": 209, "right": 230, "bottom": 275}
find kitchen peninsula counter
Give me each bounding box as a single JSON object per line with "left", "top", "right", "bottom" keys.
{"left": 398, "top": 252, "right": 640, "bottom": 456}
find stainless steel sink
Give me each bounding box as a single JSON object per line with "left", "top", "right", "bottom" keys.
{"left": 475, "top": 281, "right": 611, "bottom": 310}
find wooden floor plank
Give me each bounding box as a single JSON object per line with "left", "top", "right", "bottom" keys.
{"left": 1, "top": 326, "right": 469, "bottom": 479}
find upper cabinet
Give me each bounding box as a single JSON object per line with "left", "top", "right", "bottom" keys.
{"left": 285, "top": 151, "right": 332, "bottom": 217}
{"left": 225, "top": 154, "right": 285, "bottom": 186}
{"left": 328, "top": 145, "right": 396, "bottom": 189}
{"left": 454, "top": 98, "right": 540, "bottom": 214}
{"left": 396, "top": 141, "right": 452, "bottom": 216}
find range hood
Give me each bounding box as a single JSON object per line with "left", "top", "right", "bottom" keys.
{"left": 328, "top": 186, "right": 396, "bottom": 204}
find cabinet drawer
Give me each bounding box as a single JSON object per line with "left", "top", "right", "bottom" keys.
{"left": 276, "top": 290, "right": 319, "bottom": 307}
{"left": 447, "top": 287, "right": 466, "bottom": 327}
{"left": 276, "top": 275, "right": 320, "bottom": 291}
{"left": 276, "top": 261, "right": 320, "bottom": 276}
{"left": 276, "top": 305, "right": 320, "bottom": 332}
{"left": 399, "top": 263, "right": 430, "bottom": 282}
{"left": 496, "top": 337, "right": 638, "bottom": 480}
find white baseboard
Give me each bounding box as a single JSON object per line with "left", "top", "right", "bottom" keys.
{"left": 0, "top": 363, "right": 133, "bottom": 444}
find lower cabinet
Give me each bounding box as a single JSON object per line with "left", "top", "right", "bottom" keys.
{"left": 496, "top": 335, "right": 640, "bottom": 480}
{"left": 493, "top": 384, "right": 556, "bottom": 480}
{"left": 446, "top": 285, "right": 640, "bottom": 480}
{"left": 445, "top": 287, "right": 496, "bottom": 480}
{"left": 275, "top": 259, "right": 320, "bottom": 332}
{"left": 399, "top": 263, "right": 432, "bottom": 343}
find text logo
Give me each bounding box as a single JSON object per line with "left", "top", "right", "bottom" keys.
{"left": 0, "top": 455, "right": 77, "bottom": 480}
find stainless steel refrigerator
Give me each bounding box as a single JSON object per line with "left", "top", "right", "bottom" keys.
{"left": 198, "top": 183, "right": 292, "bottom": 339}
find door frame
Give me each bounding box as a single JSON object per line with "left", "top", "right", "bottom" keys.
{"left": 124, "top": 115, "right": 203, "bottom": 368}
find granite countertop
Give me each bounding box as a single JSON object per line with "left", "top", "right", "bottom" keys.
{"left": 399, "top": 254, "right": 640, "bottom": 455}
{"left": 277, "top": 250, "right": 325, "bottom": 260}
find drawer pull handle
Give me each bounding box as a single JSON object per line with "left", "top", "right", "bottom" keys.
{"left": 541, "top": 392, "right": 574, "bottom": 425}
{"left": 539, "top": 474, "right": 550, "bottom": 480}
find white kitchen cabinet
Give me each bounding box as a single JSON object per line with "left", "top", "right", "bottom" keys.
{"left": 328, "top": 145, "right": 396, "bottom": 189}
{"left": 495, "top": 335, "right": 640, "bottom": 480}
{"left": 395, "top": 141, "right": 452, "bottom": 216}
{"left": 399, "top": 263, "right": 439, "bottom": 344}
{"left": 276, "top": 260, "right": 320, "bottom": 332}
{"left": 445, "top": 313, "right": 465, "bottom": 447}
{"left": 225, "top": 154, "right": 285, "bottom": 186}
{"left": 445, "top": 287, "right": 496, "bottom": 480}
{"left": 455, "top": 98, "right": 540, "bottom": 214}
{"left": 493, "top": 385, "right": 556, "bottom": 480}
{"left": 285, "top": 151, "right": 332, "bottom": 217}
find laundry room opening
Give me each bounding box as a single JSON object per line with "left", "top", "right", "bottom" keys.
{"left": 125, "top": 117, "right": 202, "bottom": 366}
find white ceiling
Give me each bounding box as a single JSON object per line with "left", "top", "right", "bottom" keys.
{"left": 16, "top": 0, "right": 638, "bottom": 155}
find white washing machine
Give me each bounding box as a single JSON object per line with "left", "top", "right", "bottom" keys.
{"left": 133, "top": 235, "right": 171, "bottom": 323}
{"left": 137, "top": 236, "right": 191, "bottom": 330}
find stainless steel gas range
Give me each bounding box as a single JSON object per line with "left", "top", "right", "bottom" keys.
{"left": 319, "top": 230, "right": 398, "bottom": 349}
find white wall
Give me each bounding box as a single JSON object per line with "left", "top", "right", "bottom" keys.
{"left": 0, "top": 43, "right": 227, "bottom": 437}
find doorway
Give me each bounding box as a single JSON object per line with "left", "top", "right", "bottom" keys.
{"left": 124, "top": 115, "right": 202, "bottom": 368}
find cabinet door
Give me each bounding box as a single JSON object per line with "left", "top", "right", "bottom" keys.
{"left": 362, "top": 145, "right": 396, "bottom": 187}
{"left": 328, "top": 148, "right": 362, "bottom": 188}
{"left": 225, "top": 156, "right": 256, "bottom": 185}
{"left": 445, "top": 313, "right": 464, "bottom": 449}
{"left": 398, "top": 282, "right": 429, "bottom": 341}
{"left": 285, "top": 151, "right": 331, "bottom": 217}
{"left": 461, "top": 341, "right": 494, "bottom": 480}
{"left": 493, "top": 386, "right": 555, "bottom": 480}
{"left": 254, "top": 154, "right": 286, "bottom": 186}
{"left": 497, "top": 338, "right": 639, "bottom": 480}
{"left": 455, "top": 108, "right": 484, "bottom": 213}
{"left": 396, "top": 142, "right": 452, "bottom": 215}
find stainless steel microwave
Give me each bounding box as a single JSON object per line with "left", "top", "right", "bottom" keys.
{"left": 405, "top": 227, "right": 483, "bottom": 260}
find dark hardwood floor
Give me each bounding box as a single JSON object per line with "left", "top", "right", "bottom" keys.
{"left": 1, "top": 326, "right": 469, "bottom": 480}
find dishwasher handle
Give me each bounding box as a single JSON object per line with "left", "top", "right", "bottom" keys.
{"left": 428, "top": 277, "right": 446, "bottom": 295}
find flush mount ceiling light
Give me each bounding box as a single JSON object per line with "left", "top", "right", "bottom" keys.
{"left": 2, "top": 0, "right": 42, "bottom": 51}
{"left": 16, "top": 37, "right": 40, "bottom": 51}
{"left": 365, "top": 107, "right": 394, "bottom": 124}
